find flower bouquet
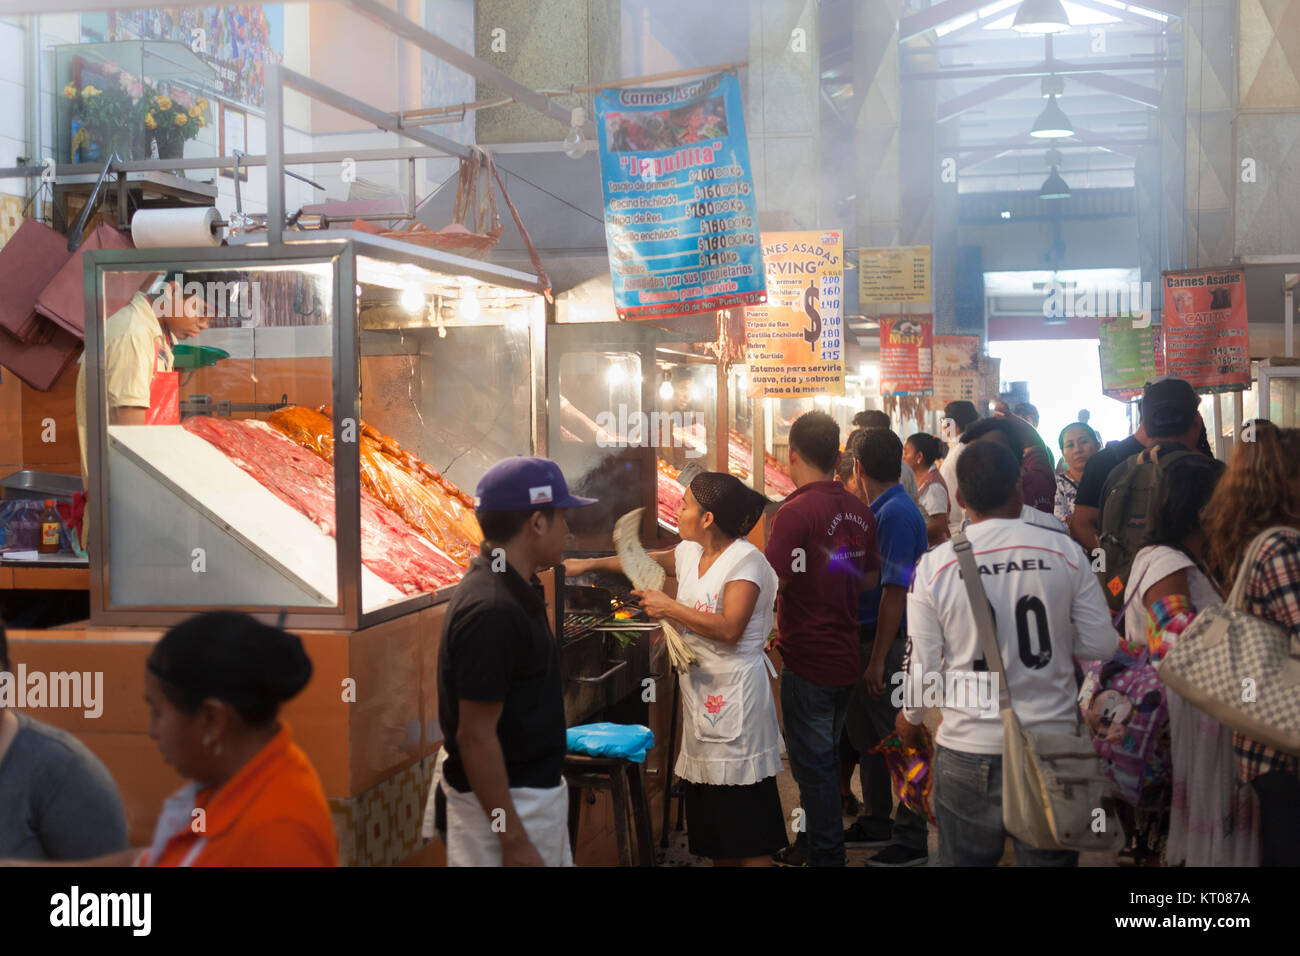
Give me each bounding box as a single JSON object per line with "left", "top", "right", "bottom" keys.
{"left": 63, "top": 61, "right": 150, "bottom": 162}
{"left": 147, "top": 89, "right": 209, "bottom": 160}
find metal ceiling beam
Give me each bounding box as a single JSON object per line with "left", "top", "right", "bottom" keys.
{"left": 1071, "top": 71, "right": 1162, "bottom": 108}
{"left": 0, "top": 0, "right": 227, "bottom": 10}
{"left": 899, "top": 0, "right": 994, "bottom": 42}
{"left": 938, "top": 75, "right": 1037, "bottom": 122}
{"left": 278, "top": 66, "right": 474, "bottom": 161}
{"left": 906, "top": 56, "right": 1178, "bottom": 80}
{"left": 345, "top": 0, "right": 596, "bottom": 138}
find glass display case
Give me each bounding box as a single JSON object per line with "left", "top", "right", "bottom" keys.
{"left": 55, "top": 41, "right": 216, "bottom": 165}
{"left": 82, "top": 235, "right": 545, "bottom": 628}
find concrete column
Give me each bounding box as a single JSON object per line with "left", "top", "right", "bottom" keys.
{"left": 854, "top": 0, "right": 901, "bottom": 252}
{"left": 474, "top": 0, "right": 620, "bottom": 145}
{"left": 1183, "top": 0, "right": 1236, "bottom": 268}
{"left": 745, "top": 0, "right": 821, "bottom": 228}
{"left": 1233, "top": 0, "right": 1300, "bottom": 258}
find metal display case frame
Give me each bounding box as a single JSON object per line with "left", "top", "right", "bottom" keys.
{"left": 83, "top": 234, "right": 547, "bottom": 630}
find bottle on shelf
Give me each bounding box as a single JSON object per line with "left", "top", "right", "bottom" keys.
{"left": 38, "top": 498, "right": 62, "bottom": 555}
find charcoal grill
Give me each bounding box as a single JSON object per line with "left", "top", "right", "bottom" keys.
{"left": 555, "top": 565, "right": 658, "bottom": 725}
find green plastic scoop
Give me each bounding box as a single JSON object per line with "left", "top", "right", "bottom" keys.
{"left": 171, "top": 344, "right": 230, "bottom": 370}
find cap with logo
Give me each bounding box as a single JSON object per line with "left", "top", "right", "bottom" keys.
{"left": 473, "top": 456, "right": 598, "bottom": 511}
{"left": 1140, "top": 377, "right": 1200, "bottom": 437}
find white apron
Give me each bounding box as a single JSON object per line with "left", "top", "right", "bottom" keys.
{"left": 421, "top": 748, "right": 573, "bottom": 867}
{"left": 672, "top": 539, "right": 784, "bottom": 786}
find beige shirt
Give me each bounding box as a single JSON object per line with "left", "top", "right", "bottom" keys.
{"left": 75, "top": 293, "right": 174, "bottom": 485}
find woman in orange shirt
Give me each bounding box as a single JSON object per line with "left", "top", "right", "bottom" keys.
{"left": 5, "top": 611, "right": 338, "bottom": 868}
{"left": 136, "top": 611, "right": 338, "bottom": 866}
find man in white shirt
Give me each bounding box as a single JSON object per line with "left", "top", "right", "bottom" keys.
{"left": 895, "top": 441, "right": 1116, "bottom": 866}
{"left": 938, "top": 401, "right": 979, "bottom": 535}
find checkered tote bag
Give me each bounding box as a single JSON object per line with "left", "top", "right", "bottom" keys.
{"left": 1159, "top": 526, "right": 1300, "bottom": 756}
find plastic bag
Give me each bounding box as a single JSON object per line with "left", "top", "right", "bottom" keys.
{"left": 868, "top": 728, "right": 937, "bottom": 825}
{"left": 566, "top": 722, "right": 655, "bottom": 763}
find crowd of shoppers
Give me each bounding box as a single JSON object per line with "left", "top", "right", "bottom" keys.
{"left": 5, "top": 381, "right": 1300, "bottom": 870}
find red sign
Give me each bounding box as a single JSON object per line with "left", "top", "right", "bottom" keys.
{"left": 1162, "top": 269, "right": 1250, "bottom": 392}
{"left": 879, "top": 315, "right": 933, "bottom": 396}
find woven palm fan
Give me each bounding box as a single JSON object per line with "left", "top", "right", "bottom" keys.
{"left": 613, "top": 508, "right": 698, "bottom": 673}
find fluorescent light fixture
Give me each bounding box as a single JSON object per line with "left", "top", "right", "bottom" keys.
{"left": 1011, "top": 0, "right": 1071, "bottom": 33}
{"left": 1030, "top": 95, "right": 1074, "bottom": 138}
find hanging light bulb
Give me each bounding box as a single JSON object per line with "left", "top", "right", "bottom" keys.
{"left": 399, "top": 284, "right": 424, "bottom": 313}
{"left": 659, "top": 380, "right": 674, "bottom": 401}
{"left": 563, "top": 107, "right": 588, "bottom": 159}
{"left": 1039, "top": 149, "right": 1071, "bottom": 200}
{"left": 458, "top": 284, "right": 481, "bottom": 322}
{"left": 1030, "top": 94, "right": 1074, "bottom": 138}
{"left": 1011, "top": 0, "right": 1070, "bottom": 33}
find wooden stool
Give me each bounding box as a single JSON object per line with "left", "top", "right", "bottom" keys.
{"left": 563, "top": 752, "right": 655, "bottom": 866}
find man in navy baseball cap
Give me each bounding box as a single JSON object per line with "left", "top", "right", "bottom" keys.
{"left": 473, "top": 456, "right": 599, "bottom": 512}
{"left": 433, "top": 456, "right": 596, "bottom": 867}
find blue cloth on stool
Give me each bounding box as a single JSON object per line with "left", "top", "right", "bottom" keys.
{"left": 566, "top": 723, "right": 655, "bottom": 763}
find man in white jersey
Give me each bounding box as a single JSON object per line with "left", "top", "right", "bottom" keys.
{"left": 896, "top": 441, "right": 1116, "bottom": 866}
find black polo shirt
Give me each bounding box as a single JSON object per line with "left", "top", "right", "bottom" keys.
{"left": 1074, "top": 434, "right": 1144, "bottom": 510}
{"left": 437, "top": 544, "right": 566, "bottom": 793}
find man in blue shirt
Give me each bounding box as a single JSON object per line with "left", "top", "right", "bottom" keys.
{"left": 843, "top": 428, "right": 930, "bottom": 866}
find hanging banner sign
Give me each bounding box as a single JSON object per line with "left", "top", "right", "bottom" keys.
{"left": 1162, "top": 268, "right": 1250, "bottom": 392}
{"left": 594, "top": 71, "right": 766, "bottom": 321}
{"left": 879, "top": 315, "right": 933, "bottom": 396}
{"left": 1099, "top": 316, "right": 1164, "bottom": 400}
{"left": 928, "top": 334, "right": 981, "bottom": 411}
{"left": 744, "top": 231, "right": 845, "bottom": 398}
{"left": 858, "top": 245, "right": 931, "bottom": 303}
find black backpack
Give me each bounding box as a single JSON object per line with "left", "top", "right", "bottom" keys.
{"left": 1096, "top": 445, "right": 1196, "bottom": 613}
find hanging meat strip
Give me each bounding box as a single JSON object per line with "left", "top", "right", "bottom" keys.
{"left": 268, "top": 405, "right": 482, "bottom": 566}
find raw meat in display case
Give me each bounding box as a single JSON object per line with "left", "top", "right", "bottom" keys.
{"left": 182, "top": 416, "right": 464, "bottom": 594}
{"left": 267, "top": 405, "right": 482, "bottom": 566}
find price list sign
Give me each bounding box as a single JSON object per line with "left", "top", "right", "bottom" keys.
{"left": 744, "top": 231, "right": 845, "bottom": 398}
{"left": 1162, "top": 269, "right": 1250, "bottom": 392}
{"left": 594, "top": 71, "right": 766, "bottom": 320}
{"left": 858, "top": 246, "right": 931, "bottom": 303}
{"left": 1099, "top": 317, "right": 1164, "bottom": 399}
{"left": 879, "top": 315, "right": 934, "bottom": 396}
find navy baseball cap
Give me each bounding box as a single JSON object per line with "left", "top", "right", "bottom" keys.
{"left": 1141, "top": 377, "right": 1200, "bottom": 437}
{"left": 473, "top": 456, "right": 598, "bottom": 511}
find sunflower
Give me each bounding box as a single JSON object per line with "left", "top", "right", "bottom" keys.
{"left": 156, "top": 94, "right": 172, "bottom": 111}
{"left": 174, "top": 112, "right": 188, "bottom": 126}
{"left": 144, "top": 112, "right": 157, "bottom": 130}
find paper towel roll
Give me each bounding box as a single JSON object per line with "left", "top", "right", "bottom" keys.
{"left": 130, "top": 206, "right": 223, "bottom": 248}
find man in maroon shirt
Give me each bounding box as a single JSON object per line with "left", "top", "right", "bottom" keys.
{"left": 765, "top": 411, "right": 880, "bottom": 866}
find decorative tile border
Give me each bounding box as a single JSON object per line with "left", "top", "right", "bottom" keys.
{"left": 329, "top": 753, "right": 439, "bottom": 867}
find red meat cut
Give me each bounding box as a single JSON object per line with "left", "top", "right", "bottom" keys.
{"left": 182, "top": 416, "right": 463, "bottom": 594}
